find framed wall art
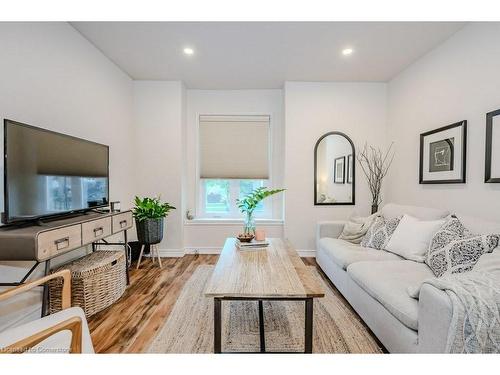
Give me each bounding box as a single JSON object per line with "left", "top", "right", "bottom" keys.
{"left": 346, "top": 154, "right": 353, "bottom": 184}
{"left": 485, "top": 109, "right": 500, "bottom": 183}
{"left": 419, "top": 120, "right": 467, "bottom": 184}
{"left": 334, "top": 156, "right": 345, "bottom": 184}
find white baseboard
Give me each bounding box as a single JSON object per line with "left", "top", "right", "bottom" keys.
{"left": 297, "top": 249, "right": 316, "bottom": 257}
{"left": 157, "top": 249, "right": 185, "bottom": 257}
{"left": 184, "top": 247, "right": 221, "bottom": 255}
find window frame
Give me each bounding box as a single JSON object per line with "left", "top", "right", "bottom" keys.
{"left": 198, "top": 178, "right": 272, "bottom": 219}
{"left": 196, "top": 113, "right": 274, "bottom": 220}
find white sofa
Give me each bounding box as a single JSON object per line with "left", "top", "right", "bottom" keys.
{"left": 316, "top": 203, "right": 500, "bottom": 353}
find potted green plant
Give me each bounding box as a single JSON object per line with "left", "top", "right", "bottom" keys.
{"left": 132, "top": 196, "right": 176, "bottom": 244}
{"left": 236, "top": 187, "right": 285, "bottom": 242}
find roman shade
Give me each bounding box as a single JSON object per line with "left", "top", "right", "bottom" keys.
{"left": 199, "top": 115, "right": 270, "bottom": 179}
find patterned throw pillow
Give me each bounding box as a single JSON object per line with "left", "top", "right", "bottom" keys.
{"left": 360, "top": 215, "right": 401, "bottom": 250}
{"left": 426, "top": 217, "right": 500, "bottom": 277}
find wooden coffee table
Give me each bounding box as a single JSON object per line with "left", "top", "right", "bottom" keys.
{"left": 205, "top": 238, "right": 324, "bottom": 353}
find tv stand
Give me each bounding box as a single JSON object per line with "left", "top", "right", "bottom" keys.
{"left": 0, "top": 210, "right": 133, "bottom": 317}
{"left": 34, "top": 218, "right": 50, "bottom": 227}
{"left": 89, "top": 208, "right": 111, "bottom": 214}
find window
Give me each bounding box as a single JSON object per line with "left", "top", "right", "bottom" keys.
{"left": 198, "top": 114, "right": 273, "bottom": 219}
{"left": 200, "top": 179, "right": 270, "bottom": 218}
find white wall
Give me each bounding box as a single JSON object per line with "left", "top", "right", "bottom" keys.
{"left": 184, "top": 89, "right": 285, "bottom": 251}
{"left": 132, "top": 81, "right": 185, "bottom": 253}
{"left": 284, "top": 82, "right": 388, "bottom": 251}
{"left": 387, "top": 23, "right": 500, "bottom": 221}
{"left": 0, "top": 22, "right": 134, "bottom": 330}
{"left": 0, "top": 22, "right": 134, "bottom": 214}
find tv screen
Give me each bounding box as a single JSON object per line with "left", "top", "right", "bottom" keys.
{"left": 3, "top": 119, "right": 109, "bottom": 224}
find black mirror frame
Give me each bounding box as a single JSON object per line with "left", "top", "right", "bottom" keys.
{"left": 485, "top": 109, "right": 500, "bottom": 183}
{"left": 313, "top": 131, "right": 355, "bottom": 206}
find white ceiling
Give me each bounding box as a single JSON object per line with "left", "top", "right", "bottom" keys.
{"left": 72, "top": 22, "right": 465, "bottom": 89}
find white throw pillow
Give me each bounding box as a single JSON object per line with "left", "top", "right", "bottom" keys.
{"left": 385, "top": 214, "right": 445, "bottom": 262}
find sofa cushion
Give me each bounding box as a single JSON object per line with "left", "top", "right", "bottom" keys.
{"left": 347, "top": 260, "right": 435, "bottom": 330}
{"left": 381, "top": 203, "right": 449, "bottom": 221}
{"left": 318, "top": 237, "right": 401, "bottom": 270}
{"left": 338, "top": 214, "right": 377, "bottom": 244}
{"left": 455, "top": 214, "right": 500, "bottom": 238}
{"left": 360, "top": 215, "right": 401, "bottom": 250}
{"left": 426, "top": 217, "right": 500, "bottom": 277}
{"left": 385, "top": 214, "right": 446, "bottom": 262}
{"left": 408, "top": 248, "right": 500, "bottom": 300}
{"left": 471, "top": 248, "right": 500, "bottom": 273}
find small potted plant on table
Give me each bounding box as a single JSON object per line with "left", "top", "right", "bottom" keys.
{"left": 236, "top": 187, "right": 285, "bottom": 242}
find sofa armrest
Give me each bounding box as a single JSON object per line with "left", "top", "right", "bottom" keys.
{"left": 417, "top": 283, "right": 453, "bottom": 353}
{"left": 316, "top": 221, "right": 346, "bottom": 247}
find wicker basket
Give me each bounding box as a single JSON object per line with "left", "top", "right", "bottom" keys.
{"left": 48, "top": 250, "right": 127, "bottom": 317}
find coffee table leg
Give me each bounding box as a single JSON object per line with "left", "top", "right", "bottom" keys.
{"left": 304, "top": 298, "right": 313, "bottom": 353}
{"left": 214, "top": 298, "right": 222, "bottom": 353}
{"left": 258, "top": 300, "right": 266, "bottom": 352}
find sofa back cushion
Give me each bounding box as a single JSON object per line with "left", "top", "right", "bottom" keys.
{"left": 475, "top": 248, "right": 500, "bottom": 273}
{"left": 455, "top": 213, "right": 500, "bottom": 235}
{"left": 381, "top": 203, "right": 449, "bottom": 221}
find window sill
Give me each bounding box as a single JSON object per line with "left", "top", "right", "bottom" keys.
{"left": 184, "top": 218, "right": 284, "bottom": 226}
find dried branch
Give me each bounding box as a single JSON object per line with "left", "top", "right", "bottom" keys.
{"left": 356, "top": 142, "right": 395, "bottom": 207}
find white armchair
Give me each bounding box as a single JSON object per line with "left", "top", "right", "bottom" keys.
{"left": 0, "top": 269, "right": 94, "bottom": 354}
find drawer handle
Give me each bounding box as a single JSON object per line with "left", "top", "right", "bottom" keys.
{"left": 119, "top": 220, "right": 128, "bottom": 228}
{"left": 54, "top": 237, "right": 70, "bottom": 250}
{"left": 93, "top": 227, "right": 104, "bottom": 237}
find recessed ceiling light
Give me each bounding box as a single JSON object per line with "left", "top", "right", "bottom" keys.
{"left": 183, "top": 47, "right": 194, "bottom": 55}
{"left": 342, "top": 48, "right": 354, "bottom": 56}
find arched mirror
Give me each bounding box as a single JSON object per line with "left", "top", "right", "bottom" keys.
{"left": 314, "top": 132, "right": 355, "bottom": 205}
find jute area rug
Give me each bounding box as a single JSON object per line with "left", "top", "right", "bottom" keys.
{"left": 148, "top": 265, "right": 382, "bottom": 353}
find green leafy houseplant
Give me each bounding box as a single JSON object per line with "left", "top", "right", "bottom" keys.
{"left": 132, "top": 196, "right": 176, "bottom": 222}
{"left": 132, "top": 196, "right": 176, "bottom": 244}
{"left": 236, "top": 187, "right": 285, "bottom": 237}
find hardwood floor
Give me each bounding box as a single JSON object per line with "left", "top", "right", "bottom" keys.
{"left": 87, "top": 255, "right": 219, "bottom": 353}
{"left": 88, "top": 255, "right": 381, "bottom": 353}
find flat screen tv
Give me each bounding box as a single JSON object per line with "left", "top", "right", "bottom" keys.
{"left": 3, "top": 119, "right": 109, "bottom": 224}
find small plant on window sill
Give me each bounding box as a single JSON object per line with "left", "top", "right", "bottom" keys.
{"left": 236, "top": 187, "right": 285, "bottom": 241}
